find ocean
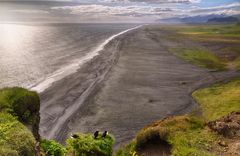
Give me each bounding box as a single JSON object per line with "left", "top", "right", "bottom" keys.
{"left": 0, "top": 23, "right": 137, "bottom": 92}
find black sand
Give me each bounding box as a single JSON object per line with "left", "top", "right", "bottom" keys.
{"left": 39, "top": 25, "right": 240, "bottom": 146}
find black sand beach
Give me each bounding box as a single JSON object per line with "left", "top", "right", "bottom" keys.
{"left": 39, "top": 25, "right": 240, "bottom": 146}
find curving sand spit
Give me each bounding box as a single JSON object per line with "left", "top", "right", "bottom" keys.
{"left": 39, "top": 25, "right": 240, "bottom": 146}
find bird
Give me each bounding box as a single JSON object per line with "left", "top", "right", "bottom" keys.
{"left": 102, "top": 131, "right": 108, "bottom": 138}
{"left": 94, "top": 131, "right": 99, "bottom": 139}
{"left": 71, "top": 134, "right": 79, "bottom": 139}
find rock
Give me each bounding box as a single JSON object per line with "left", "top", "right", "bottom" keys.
{"left": 218, "top": 140, "right": 227, "bottom": 147}
{"left": 208, "top": 112, "right": 240, "bottom": 138}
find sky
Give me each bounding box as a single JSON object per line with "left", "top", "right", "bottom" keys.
{"left": 0, "top": 0, "right": 239, "bottom": 23}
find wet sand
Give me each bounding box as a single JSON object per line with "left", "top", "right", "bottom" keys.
{"left": 39, "top": 25, "right": 240, "bottom": 146}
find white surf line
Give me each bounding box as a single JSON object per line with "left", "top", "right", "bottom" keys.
{"left": 29, "top": 25, "right": 142, "bottom": 93}
{"left": 45, "top": 25, "right": 143, "bottom": 140}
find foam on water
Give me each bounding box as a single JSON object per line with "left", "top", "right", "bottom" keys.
{"left": 30, "top": 25, "right": 142, "bottom": 93}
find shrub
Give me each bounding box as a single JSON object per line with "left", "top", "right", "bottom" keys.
{"left": 40, "top": 139, "right": 66, "bottom": 156}
{"left": 66, "top": 133, "right": 115, "bottom": 156}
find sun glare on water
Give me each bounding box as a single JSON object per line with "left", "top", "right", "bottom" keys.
{"left": 0, "top": 23, "right": 41, "bottom": 87}
{"left": 0, "top": 24, "right": 34, "bottom": 54}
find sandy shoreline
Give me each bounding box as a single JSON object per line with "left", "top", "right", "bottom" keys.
{"left": 39, "top": 25, "right": 240, "bottom": 146}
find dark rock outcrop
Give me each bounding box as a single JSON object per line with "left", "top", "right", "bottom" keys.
{"left": 208, "top": 112, "right": 240, "bottom": 138}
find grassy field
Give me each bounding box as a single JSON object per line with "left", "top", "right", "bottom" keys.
{"left": 116, "top": 78, "right": 240, "bottom": 156}
{"left": 193, "top": 78, "right": 240, "bottom": 121}
{"left": 175, "top": 24, "right": 240, "bottom": 41}
{"left": 170, "top": 48, "right": 225, "bottom": 71}
{"left": 166, "top": 24, "right": 240, "bottom": 71}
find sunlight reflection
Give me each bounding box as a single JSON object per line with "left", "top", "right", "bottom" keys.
{"left": 0, "top": 24, "right": 33, "bottom": 54}
{"left": 0, "top": 23, "right": 40, "bottom": 87}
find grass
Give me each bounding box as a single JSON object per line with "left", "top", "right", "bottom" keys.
{"left": 116, "top": 78, "right": 240, "bottom": 156}
{"left": 67, "top": 132, "right": 115, "bottom": 156}
{"left": 0, "top": 87, "right": 40, "bottom": 124}
{"left": 234, "top": 57, "right": 240, "bottom": 70}
{"left": 170, "top": 48, "right": 226, "bottom": 70}
{"left": 0, "top": 113, "right": 36, "bottom": 156}
{"left": 0, "top": 87, "right": 116, "bottom": 156}
{"left": 41, "top": 139, "right": 66, "bottom": 156}
{"left": 165, "top": 24, "right": 240, "bottom": 71}
{"left": 115, "top": 141, "right": 137, "bottom": 156}
{"left": 0, "top": 87, "right": 41, "bottom": 155}
{"left": 0, "top": 87, "right": 40, "bottom": 140}
{"left": 177, "top": 24, "right": 240, "bottom": 41}
{"left": 116, "top": 115, "right": 219, "bottom": 156}
{"left": 193, "top": 78, "right": 240, "bottom": 121}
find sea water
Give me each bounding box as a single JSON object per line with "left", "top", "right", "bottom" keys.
{"left": 0, "top": 23, "right": 137, "bottom": 91}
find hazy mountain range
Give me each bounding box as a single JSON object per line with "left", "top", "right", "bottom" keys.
{"left": 158, "top": 14, "right": 240, "bottom": 24}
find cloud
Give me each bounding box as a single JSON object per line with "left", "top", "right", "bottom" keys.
{"left": 52, "top": 1, "right": 240, "bottom": 19}
{"left": 10, "top": 10, "right": 49, "bottom": 14}
{"left": 98, "top": 0, "right": 202, "bottom": 4}
{"left": 187, "top": 2, "right": 240, "bottom": 16}
{"left": 0, "top": 0, "right": 239, "bottom": 23}
{"left": 52, "top": 4, "right": 175, "bottom": 17}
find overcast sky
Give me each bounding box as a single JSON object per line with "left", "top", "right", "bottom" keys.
{"left": 0, "top": 0, "right": 239, "bottom": 23}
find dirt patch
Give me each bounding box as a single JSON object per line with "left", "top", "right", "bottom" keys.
{"left": 137, "top": 139, "right": 171, "bottom": 156}
{"left": 226, "top": 140, "right": 240, "bottom": 155}
{"left": 208, "top": 111, "right": 240, "bottom": 138}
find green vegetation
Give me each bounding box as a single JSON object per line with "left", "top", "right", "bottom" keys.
{"left": 170, "top": 48, "right": 225, "bottom": 70}
{"left": 40, "top": 133, "right": 115, "bottom": 156}
{"left": 177, "top": 24, "right": 240, "bottom": 40}
{"left": 0, "top": 87, "right": 40, "bottom": 124}
{"left": 117, "top": 78, "right": 240, "bottom": 156}
{"left": 0, "top": 87, "right": 116, "bottom": 156}
{"left": 166, "top": 24, "right": 240, "bottom": 71}
{"left": 116, "top": 116, "right": 218, "bottom": 156}
{"left": 193, "top": 78, "right": 240, "bottom": 121}
{"left": 41, "top": 139, "right": 66, "bottom": 156}
{"left": 67, "top": 133, "right": 115, "bottom": 156}
{"left": 0, "top": 87, "right": 41, "bottom": 156}
{"left": 235, "top": 57, "right": 240, "bottom": 70}
{"left": 0, "top": 113, "right": 36, "bottom": 156}
{"left": 0, "top": 87, "right": 40, "bottom": 140}
{"left": 116, "top": 140, "right": 137, "bottom": 156}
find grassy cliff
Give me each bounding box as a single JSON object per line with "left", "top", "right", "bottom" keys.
{"left": 0, "top": 87, "right": 115, "bottom": 156}
{"left": 0, "top": 87, "right": 40, "bottom": 155}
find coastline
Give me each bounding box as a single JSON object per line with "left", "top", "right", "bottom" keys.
{"left": 39, "top": 26, "right": 142, "bottom": 141}
{"left": 39, "top": 24, "right": 240, "bottom": 146}
{"left": 30, "top": 25, "right": 142, "bottom": 93}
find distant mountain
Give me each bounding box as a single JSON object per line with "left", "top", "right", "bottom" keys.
{"left": 158, "top": 14, "right": 240, "bottom": 24}
{"left": 207, "top": 17, "right": 239, "bottom": 23}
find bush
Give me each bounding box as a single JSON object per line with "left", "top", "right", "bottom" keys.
{"left": 0, "top": 113, "right": 36, "bottom": 156}
{"left": 66, "top": 133, "right": 115, "bottom": 156}
{"left": 41, "top": 139, "right": 66, "bottom": 156}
